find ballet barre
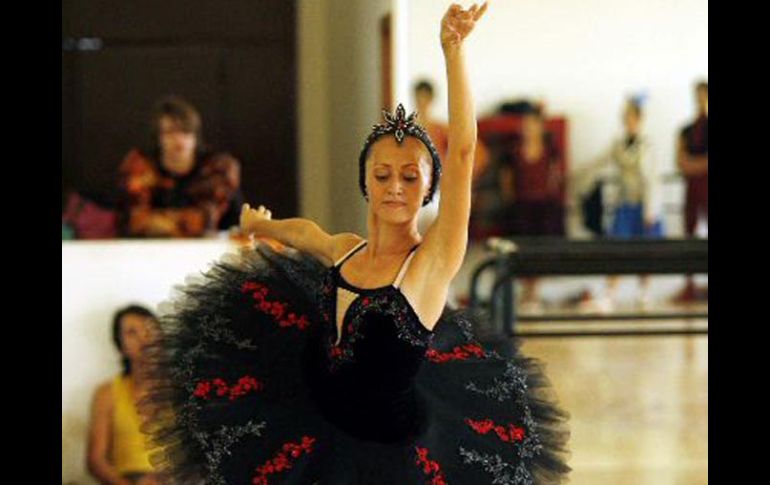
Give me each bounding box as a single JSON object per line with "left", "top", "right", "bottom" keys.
{"left": 468, "top": 237, "right": 708, "bottom": 337}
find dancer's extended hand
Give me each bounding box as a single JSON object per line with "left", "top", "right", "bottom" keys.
{"left": 441, "top": 2, "right": 488, "bottom": 53}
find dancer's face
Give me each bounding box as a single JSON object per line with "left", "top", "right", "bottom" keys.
{"left": 366, "top": 137, "right": 432, "bottom": 224}
{"left": 158, "top": 116, "right": 197, "bottom": 175}
{"left": 118, "top": 313, "right": 156, "bottom": 363}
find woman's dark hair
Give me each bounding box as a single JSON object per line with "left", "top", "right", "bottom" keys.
{"left": 521, "top": 103, "right": 544, "bottom": 120}
{"left": 112, "top": 305, "right": 156, "bottom": 376}
{"left": 695, "top": 80, "right": 708, "bottom": 94}
{"left": 414, "top": 80, "right": 435, "bottom": 98}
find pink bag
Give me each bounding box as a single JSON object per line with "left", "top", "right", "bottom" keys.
{"left": 62, "top": 192, "right": 118, "bottom": 239}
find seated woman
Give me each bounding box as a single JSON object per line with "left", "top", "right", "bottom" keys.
{"left": 87, "top": 305, "right": 161, "bottom": 485}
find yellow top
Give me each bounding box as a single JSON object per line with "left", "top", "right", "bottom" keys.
{"left": 111, "top": 375, "right": 154, "bottom": 474}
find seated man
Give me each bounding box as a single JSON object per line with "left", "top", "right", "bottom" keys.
{"left": 118, "top": 95, "right": 244, "bottom": 237}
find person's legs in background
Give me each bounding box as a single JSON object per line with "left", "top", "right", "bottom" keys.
{"left": 696, "top": 195, "right": 708, "bottom": 299}
{"left": 675, "top": 179, "right": 708, "bottom": 302}
{"left": 593, "top": 203, "right": 651, "bottom": 312}
{"left": 516, "top": 200, "right": 564, "bottom": 311}
{"left": 514, "top": 201, "right": 546, "bottom": 311}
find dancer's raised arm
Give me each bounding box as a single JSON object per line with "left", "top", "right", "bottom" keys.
{"left": 423, "top": 2, "right": 488, "bottom": 279}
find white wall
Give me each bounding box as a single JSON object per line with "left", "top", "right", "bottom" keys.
{"left": 297, "top": 0, "right": 333, "bottom": 230}
{"left": 405, "top": 0, "right": 707, "bottom": 182}
{"left": 298, "top": 0, "right": 395, "bottom": 236}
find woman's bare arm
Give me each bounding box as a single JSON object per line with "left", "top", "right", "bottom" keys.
{"left": 240, "top": 204, "right": 360, "bottom": 266}
{"left": 87, "top": 384, "right": 132, "bottom": 485}
{"left": 421, "top": 3, "right": 488, "bottom": 281}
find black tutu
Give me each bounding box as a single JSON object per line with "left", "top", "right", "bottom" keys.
{"left": 139, "top": 241, "right": 570, "bottom": 484}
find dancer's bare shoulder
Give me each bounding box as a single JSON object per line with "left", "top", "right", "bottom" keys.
{"left": 289, "top": 219, "right": 363, "bottom": 267}
{"left": 299, "top": 221, "right": 362, "bottom": 268}
{"left": 329, "top": 233, "right": 365, "bottom": 265}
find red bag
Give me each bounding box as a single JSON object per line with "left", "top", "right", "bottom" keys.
{"left": 62, "top": 192, "right": 118, "bottom": 239}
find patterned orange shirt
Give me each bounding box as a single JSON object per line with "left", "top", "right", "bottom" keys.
{"left": 117, "top": 149, "right": 243, "bottom": 237}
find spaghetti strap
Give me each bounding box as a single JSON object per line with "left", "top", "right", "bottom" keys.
{"left": 334, "top": 239, "right": 367, "bottom": 268}
{"left": 393, "top": 244, "right": 420, "bottom": 289}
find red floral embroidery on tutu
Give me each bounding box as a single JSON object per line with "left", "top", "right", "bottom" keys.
{"left": 240, "top": 281, "right": 310, "bottom": 330}
{"left": 415, "top": 446, "right": 447, "bottom": 485}
{"left": 465, "top": 418, "right": 526, "bottom": 443}
{"left": 425, "top": 343, "right": 485, "bottom": 363}
{"left": 193, "top": 375, "right": 264, "bottom": 401}
{"left": 252, "top": 436, "right": 316, "bottom": 485}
